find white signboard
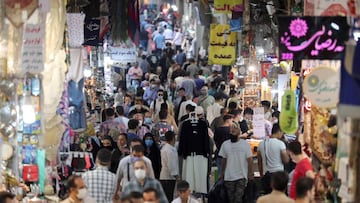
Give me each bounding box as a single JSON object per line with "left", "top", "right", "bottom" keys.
{"left": 21, "top": 23, "right": 44, "bottom": 73}
{"left": 303, "top": 67, "right": 340, "bottom": 108}
{"left": 108, "top": 44, "right": 137, "bottom": 63}
{"left": 253, "top": 107, "right": 266, "bottom": 139}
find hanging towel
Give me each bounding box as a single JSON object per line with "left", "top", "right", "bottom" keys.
{"left": 66, "top": 13, "right": 85, "bottom": 48}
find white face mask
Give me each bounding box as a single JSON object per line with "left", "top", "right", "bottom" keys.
{"left": 134, "top": 169, "right": 146, "bottom": 180}
{"left": 76, "top": 188, "right": 88, "bottom": 199}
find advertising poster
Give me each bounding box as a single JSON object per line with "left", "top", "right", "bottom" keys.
{"left": 208, "top": 24, "right": 236, "bottom": 65}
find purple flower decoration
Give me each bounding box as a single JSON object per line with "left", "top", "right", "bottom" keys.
{"left": 289, "top": 18, "right": 308, "bottom": 38}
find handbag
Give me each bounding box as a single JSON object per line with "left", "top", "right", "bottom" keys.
{"left": 23, "top": 165, "right": 39, "bottom": 182}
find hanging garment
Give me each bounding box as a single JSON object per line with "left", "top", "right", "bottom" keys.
{"left": 179, "top": 116, "right": 210, "bottom": 193}
{"left": 68, "top": 78, "right": 86, "bottom": 130}
{"left": 182, "top": 155, "right": 208, "bottom": 194}
{"left": 68, "top": 48, "right": 85, "bottom": 83}
{"left": 66, "top": 13, "right": 85, "bottom": 48}
{"left": 178, "top": 118, "right": 210, "bottom": 159}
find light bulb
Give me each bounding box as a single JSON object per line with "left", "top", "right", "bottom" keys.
{"left": 22, "top": 95, "right": 36, "bottom": 124}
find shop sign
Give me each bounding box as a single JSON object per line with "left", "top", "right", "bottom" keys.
{"left": 303, "top": 67, "right": 340, "bottom": 108}
{"left": 214, "top": 0, "right": 243, "bottom": 13}
{"left": 278, "top": 17, "right": 349, "bottom": 61}
{"left": 208, "top": 24, "right": 236, "bottom": 66}
{"left": 253, "top": 107, "right": 266, "bottom": 139}
{"left": 5, "top": 0, "right": 38, "bottom": 28}
{"left": 108, "top": 44, "right": 137, "bottom": 63}
{"left": 84, "top": 18, "right": 100, "bottom": 46}
{"left": 21, "top": 23, "right": 44, "bottom": 73}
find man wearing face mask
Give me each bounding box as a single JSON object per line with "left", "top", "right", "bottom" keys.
{"left": 122, "top": 159, "right": 168, "bottom": 203}
{"left": 143, "top": 79, "right": 159, "bottom": 105}
{"left": 197, "top": 86, "right": 215, "bottom": 116}
{"left": 83, "top": 149, "right": 116, "bottom": 203}
{"left": 113, "top": 140, "right": 155, "bottom": 201}
{"left": 60, "top": 175, "right": 96, "bottom": 203}
{"left": 150, "top": 89, "right": 169, "bottom": 119}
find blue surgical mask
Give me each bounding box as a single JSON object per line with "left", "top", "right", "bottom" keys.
{"left": 144, "top": 117, "right": 152, "bottom": 124}
{"left": 145, "top": 139, "right": 154, "bottom": 147}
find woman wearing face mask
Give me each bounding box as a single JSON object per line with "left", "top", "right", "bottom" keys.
{"left": 143, "top": 133, "right": 162, "bottom": 179}
{"left": 122, "top": 159, "right": 169, "bottom": 203}
{"left": 101, "top": 136, "right": 116, "bottom": 152}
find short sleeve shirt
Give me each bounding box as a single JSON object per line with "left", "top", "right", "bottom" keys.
{"left": 289, "top": 158, "right": 313, "bottom": 199}
{"left": 218, "top": 139, "right": 252, "bottom": 181}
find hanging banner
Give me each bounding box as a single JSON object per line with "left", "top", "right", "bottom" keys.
{"left": 278, "top": 17, "right": 349, "bottom": 61}
{"left": 84, "top": 18, "right": 100, "bottom": 46}
{"left": 214, "top": 0, "right": 243, "bottom": 14}
{"left": 208, "top": 24, "right": 236, "bottom": 65}
{"left": 108, "top": 42, "right": 137, "bottom": 63}
{"left": 21, "top": 23, "right": 44, "bottom": 73}
{"left": 303, "top": 67, "right": 340, "bottom": 108}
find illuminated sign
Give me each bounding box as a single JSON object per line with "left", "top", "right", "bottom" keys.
{"left": 278, "top": 17, "right": 349, "bottom": 61}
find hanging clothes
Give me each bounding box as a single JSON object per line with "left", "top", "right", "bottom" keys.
{"left": 68, "top": 78, "right": 86, "bottom": 130}
{"left": 66, "top": 13, "right": 85, "bottom": 48}
{"left": 179, "top": 114, "right": 210, "bottom": 193}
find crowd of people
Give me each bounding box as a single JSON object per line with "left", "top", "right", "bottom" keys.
{"left": 65, "top": 41, "right": 317, "bottom": 203}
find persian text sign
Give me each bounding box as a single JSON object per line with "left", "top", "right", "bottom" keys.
{"left": 214, "top": 0, "right": 243, "bottom": 13}
{"left": 108, "top": 44, "right": 137, "bottom": 63}
{"left": 208, "top": 24, "right": 236, "bottom": 65}
{"left": 278, "top": 17, "right": 349, "bottom": 61}
{"left": 21, "top": 23, "right": 44, "bottom": 73}
{"left": 303, "top": 67, "right": 340, "bottom": 108}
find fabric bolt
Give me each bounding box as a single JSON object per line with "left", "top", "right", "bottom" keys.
{"left": 68, "top": 48, "right": 84, "bottom": 82}
{"left": 66, "top": 13, "right": 85, "bottom": 48}
{"left": 182, "top": 155, "right": 208, "bottom": 194}
{"left": 122, "top": 177, "right": 168, "bottom": 203}
{"left": 83, "top": 167, "right": 116, "bottom": 203}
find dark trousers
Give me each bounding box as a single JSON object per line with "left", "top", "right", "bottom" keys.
{"left": 261, "top": 172, "right": 273, "bottom": 195}
{"left": 160, "top": 180, "right": 176, "bottom": 202}
{"left": 224, "top": 178, "right": 247, "bottom": 203}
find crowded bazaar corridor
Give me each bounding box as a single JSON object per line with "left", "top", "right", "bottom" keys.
{"left": 0, "top": 0, "right": 360, "bottom": 203}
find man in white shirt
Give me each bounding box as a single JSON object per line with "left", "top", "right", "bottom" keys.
{"left": 163, "top": 25, "right": 174, "bottom": 41}
{"left": 113, "top": 139, "right": 155, "bottom": 201}
{"left": 173, "top": 29, "right": 183, "bottom": 51}
{"left": 171, "top": 181, "right": 199, "bottom": 203}
{"left": 257, "top": 123, "right": 289, "bottom": 194}
{"left": 206, "top": 93, "right": 223, "bottom": 125}
{"left": 160, "top": 131, "right": 179, "bottom": 202}
{"left": 219, "top": 127, "right": 253, "bottom": 203}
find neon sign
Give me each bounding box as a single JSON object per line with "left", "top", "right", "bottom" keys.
{"left": 278, "top": 17, "right": 349, "bottom": 61}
